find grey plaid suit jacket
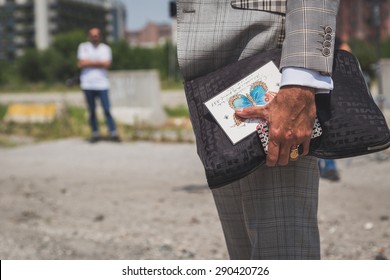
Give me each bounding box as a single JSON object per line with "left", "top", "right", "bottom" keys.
{"left": 177, "top": 0, "right": 340, "bottom": 81}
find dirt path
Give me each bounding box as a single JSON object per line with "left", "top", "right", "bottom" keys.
{"left": 0, "top": 139, "right": 389, "bottom": 259}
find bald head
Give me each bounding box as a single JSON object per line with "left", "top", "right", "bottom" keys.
{"left": 88, "top": 28, "right": 102, "bottom": 46}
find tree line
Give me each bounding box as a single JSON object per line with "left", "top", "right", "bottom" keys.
{"left": 0, "top": 29, "right": 390, "bottom": 90}
{"left": 0, "top": 29, "right": 180, "bottom": 90}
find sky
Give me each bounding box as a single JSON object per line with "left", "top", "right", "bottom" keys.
{"left": 121, "top": 0, "right": 173, "bottom": 31}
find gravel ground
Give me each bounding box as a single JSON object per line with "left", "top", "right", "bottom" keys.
{"left": 0, "top": 138, "right": 389, "bottom": 260}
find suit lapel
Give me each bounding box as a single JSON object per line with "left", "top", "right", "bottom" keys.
{"left": 231, "top": 0, "right": 286, "bottom": 14}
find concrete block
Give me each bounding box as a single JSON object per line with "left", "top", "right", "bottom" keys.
{"left": 109, "top": 70, "right": 166, "bottom": 125}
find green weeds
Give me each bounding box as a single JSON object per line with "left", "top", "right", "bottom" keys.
{"left": 0, "top": 105, "right": 193, "bottom": 147}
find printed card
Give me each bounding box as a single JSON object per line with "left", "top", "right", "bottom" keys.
{"left": 204, "top": 61, "right": 281, "bottom": 144}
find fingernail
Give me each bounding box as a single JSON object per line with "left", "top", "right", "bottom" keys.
{"left": 235, "top": 108, "right": 243, "bottom": 113}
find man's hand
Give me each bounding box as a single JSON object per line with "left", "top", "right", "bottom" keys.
{"left": 235, "top": 85, "right": 316, "bottom": 166}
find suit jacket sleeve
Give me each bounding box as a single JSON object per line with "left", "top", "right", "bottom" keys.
{"left": 280, "top": 0, "right": 340, "bottom": 75}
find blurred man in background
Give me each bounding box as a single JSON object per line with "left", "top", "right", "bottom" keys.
{"left": 77, "top": 27, "right": 120, "bottom": 143}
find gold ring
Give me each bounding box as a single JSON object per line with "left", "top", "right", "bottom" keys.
{"left": 289, "top": 146, "right": 299, "bottom": 161}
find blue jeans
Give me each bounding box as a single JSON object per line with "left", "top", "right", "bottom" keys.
{"left": 83, "top": 89, "right": 117, "bottom": 136}
{"left": 318, "top": 159, "right": 337, "bottom": 171}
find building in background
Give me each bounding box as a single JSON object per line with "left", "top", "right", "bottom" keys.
{"left": 126, "top": 1, "right": 177, "bottom": 48}
{"left": 126, "top": 22, "right": 172, "bottom": 48}
{"left": 0, "top": 0, "right": 34, "bottom": 60}
{"left": 0, "top": 0, "right": 126, "bottom": 61}
{"left": 169, "top": 0, "right": 177, "bottom": 44}
{"left": 337, "top": 0, "right": 390, "bottom": 41}
{"left": 111, "top": 0, "right": 126, "bottom": 42}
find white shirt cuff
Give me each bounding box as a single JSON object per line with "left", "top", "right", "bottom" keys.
{"left": 280, "top": 67, "right": 334, "bottom": 94}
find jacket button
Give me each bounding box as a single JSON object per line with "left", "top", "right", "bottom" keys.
{"left": 325, "top": 26, "right": 333, "bottom": 34}
{"left": 322, "top": 47, "right": 331, "bottom": 57}
{"left": 323, "top": 40, "right": 332, "bottom": 48}
{"left": 324, "top": 33, "right": 332, "bottom": 41}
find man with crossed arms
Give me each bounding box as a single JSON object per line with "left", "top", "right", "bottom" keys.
{"left": 78, "top": 27, "right": 120, "bottom": 143}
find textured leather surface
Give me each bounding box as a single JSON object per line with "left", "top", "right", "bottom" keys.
{"left": 184, "top": 49, "right": 390, "bottom": 188}
{"left": 313, "top": 51, "right": 390, "bottom": 158}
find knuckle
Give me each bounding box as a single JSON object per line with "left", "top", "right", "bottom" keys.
{"left": 296, "top": 130, "right": 311, "bottom": 141}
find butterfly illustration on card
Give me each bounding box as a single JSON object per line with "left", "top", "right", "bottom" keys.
{"left": 228, "top": 81, "right": 277, "bottom": 126}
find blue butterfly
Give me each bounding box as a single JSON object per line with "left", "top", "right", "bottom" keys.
{"left": 229, "top": 81, "right": 276, "bottom": 125}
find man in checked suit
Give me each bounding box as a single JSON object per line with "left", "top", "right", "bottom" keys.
{"left": 177, "top": 0, "right": 340, "bottom": 259}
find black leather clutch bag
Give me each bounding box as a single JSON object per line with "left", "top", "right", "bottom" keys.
{"left": 184, "top": 49, "right": 390, "bottom": 188}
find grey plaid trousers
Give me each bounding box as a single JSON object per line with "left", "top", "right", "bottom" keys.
{"left": 212, "top": 158, "right": 321, "bottom": 259}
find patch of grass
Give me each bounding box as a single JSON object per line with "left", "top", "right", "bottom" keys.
{"left": 0, "top": 105, "right": 89, "bottom": 142}
{"left": 0, "top": 137, "right": 18, "bottom": 148}
{"left": 164, "top": 105, "right": 189, "bottom": 118}
{"left": 0, "top": 104, "right": 194, "bottom": 147}
{"left": 0, "top": 82, "right": 80, "bottom": 93}
{"left": 0, "top": 104, "right": 8, "bottom": 120}
{"left": 160, "top": 79, "right": 184, "bottom": 90}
